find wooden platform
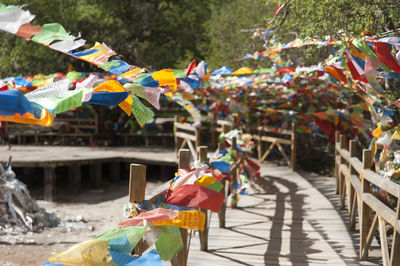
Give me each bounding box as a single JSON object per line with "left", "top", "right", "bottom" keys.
{"left": 0, "top": 145, "right": 177, "bottom": 201}
{"left": 0, "top": 145, "right": 177, "bottom": 167}
{"left": 186, "top": 162, "right": 378, "bottom": 265}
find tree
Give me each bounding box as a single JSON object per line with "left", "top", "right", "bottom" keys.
{"left": 204, "top": 0, "right": 275, "bottom": 70}
{"left": 0, "top": 0, "right": 219, "bottom": 75}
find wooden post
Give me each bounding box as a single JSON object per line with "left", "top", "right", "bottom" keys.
{"left": 218, "top": 137, "right": 227, "bottom": 228}
{"left": 360, "top": 149, "right": 372, "bottom": 260}
{"left": 44, "top": 166, "right": 56, "bottom": 201}
{"left": 339, "top": 135, "right": 346, "bottom": 209}
{"left": 335, "top": 131, "right": 340, "bottom": 194}
{"left": 211, "top": 112, "right": 217, "bottom": 149}
{"left": 291, "top": 121, "right": 296, "bottom": 171}
{"left": 232, "top": 136, "right": 237, "bottom": 153}
{"left": 90, "top": 163, "right": 102, "bottom": 189}
{"left": 258, "top": 120, "right": 262, "bottom": 161}
{"left": 234, "top": 115, "right": 240, "bottom": 129}
{"left": 129, "top": 164, "right": 146, "bottom": 203}
{"left": 348, "top": 140, "right": 357, "bottom": 230}
{"left": 172, "top": 149, "right": 190, "bottom": 266}
{"left": 69, "top": 165, "right": 81, "bottom": 194}
{"left": 231, "top": 137, "right": 239, "bottom": 209}
{"left": 197, "top": 146, "right": 208, "bottom": 163}
{"left": 174, "top": 116, "right": 179, "bottom": 154}
{"left": 222, "top": 124, "right": 228, "bottom": 134}
{"left": 129, "top": 163, "right": 147, "bottom": 256}
{"left": 390, "top": 198, "right": 400, "bottom": 265}
{"left": 195, "top": 128, "right": 201, "bottom": 151}
{"left": 111, "top": 161, "right": 120, "bottom": 183}
{"left": 197, "top": 146, "right": 209, "bottom": 251}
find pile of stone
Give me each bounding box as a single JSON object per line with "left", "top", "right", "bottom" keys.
{"left": 0, "top": 157, "right": 58, "bottom": 234}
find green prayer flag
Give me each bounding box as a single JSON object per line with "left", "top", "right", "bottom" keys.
{"left": 172, "top": 69, "right": 186, "bottom": 78}
{"left": 207, "top": 179, "right": 224, "bottom": 192}
{"left": 124, "top": 83, "right": 147, "bottom": 99}
{"left": 96, "top": 221, "right": 147, "bottom": 254}
{"left": 131, "top": 95, "right": 154, "bottom": 126}
{"left": 31, "top": 23, "right": 73, "bottom": 45}
{"left": 155, "top": 225, "right": 183, "bottom": 260}
{"left": 100, "top": 61, "right": 120, "bottom": 71}
{"left": 30, "top": 90, "right": 83, "bottom": 114}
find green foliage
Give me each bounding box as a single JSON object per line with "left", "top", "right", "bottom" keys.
{"left": 206, "top": 0, "right": 400, "bottom": 68}
{"left": 0, "top": 0, "right": 218, "bottom": 75}
{"left": 1, "top": 0, "right": 400, "bottom": 75}
{"left": 287, "top": 0, "right": 400, "bottom": 39}
{"left": 204, "top": 0, "right": 274, "bottom": 70}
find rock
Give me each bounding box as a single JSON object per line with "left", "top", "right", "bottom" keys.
{"left": 0, "top": 159, "right": 59, "bottom": 237}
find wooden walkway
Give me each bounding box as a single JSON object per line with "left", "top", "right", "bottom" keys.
{"left": 187, "top": 162, "right": 378, "bottom": 266}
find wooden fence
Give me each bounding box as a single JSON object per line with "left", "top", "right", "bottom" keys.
{"left": 127, "top": 139, "right": 242, "bottom": 265}
{"left": 174, "top": 119, "right": 200, "bottom": 160}
{"left": 254, "top": 121, "right": 296, "bottom": 171}
{"left": 335, "top": 131, "right": 400, "bottom": 265}
{"left": 129, "top": 149, "right": 192, "bottom": 265}
{"left": 5, "top": 114, "right": 98, "bottom": 145}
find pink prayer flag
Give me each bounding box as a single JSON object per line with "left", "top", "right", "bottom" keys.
{"left": 118, "top": 208, "right": 179, "bottom": 228}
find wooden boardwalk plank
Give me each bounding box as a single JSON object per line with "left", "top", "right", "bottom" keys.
{"left": 187, "top": 162, "right": 378, "bottom": 266}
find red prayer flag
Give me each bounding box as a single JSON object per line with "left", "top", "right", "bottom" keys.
{"left": 272, "top": 5, "right": 281, "bottom": 17}
{"left": 164, "top": 184, "right": 224, "bottom": 213}
{"left": 373, "top": 42, "right": 400, "bottom": 73}
{"left": 15, "top": 23, "right": 42, "bottom": 40}
{"left": 276, "top": 67, "right": 295, "bottom": 74}
{"left": 185, "top": 60, "right": 196, "bottom": 77}
{"left": 345, "top": 53, "right": 368, "bottom": 83}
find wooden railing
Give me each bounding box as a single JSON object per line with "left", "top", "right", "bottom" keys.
{"left": 127, "top": 138, "right": 242, "bottom": 265}
{"left": 5, "top": 114, "right": 98, "bottom": 145}
{"left": 129, "top": 149, "right": 191, "bottom": 265}
{"left": 335, "top": 131, "right": 400, "bottom": 266}
{"left": 174, "top": 119, "right": 200, "bottom": 160}
{"left": 254, "top": 121, "right": 296, "bottom": 171}
{"left": 128, "top": 147, "right": 218, "bottom": 265}
{"left": 216, "top": 126, "right": 244, "bottom": 213}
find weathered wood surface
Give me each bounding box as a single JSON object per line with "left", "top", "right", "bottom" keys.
{"left": 185, "top": 162, "right": 377, "bottom": 266}
{"left": 0, "top": 145, "right": 177, "bottom": 167}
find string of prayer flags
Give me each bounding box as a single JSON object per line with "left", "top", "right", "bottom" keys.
{"left": 164, "top": 91, "right": 201, "bottom": 128}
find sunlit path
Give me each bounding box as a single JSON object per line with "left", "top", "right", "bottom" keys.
{"left": 187, "top": 162, "right": 377, "bottom": 266}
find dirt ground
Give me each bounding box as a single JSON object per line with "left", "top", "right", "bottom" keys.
{"left": 0, "top": 179, "right": 162, "bottom": 266}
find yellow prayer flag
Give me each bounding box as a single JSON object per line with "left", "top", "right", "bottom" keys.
{"left": 154, "top": 210, "right": 205, "bottom": 231}
{"left": 392, "top": 128, "right": 400, "bottom": 140}
{"left": 0, "top": 108, "right": 54, "bottom": 127}
{"left": 93, "top": 80, "right": 132, "bottom": 115}
{"left": 151, "top": 69, "right": 177, "bottom": 90}
{"left": 372, "top": 125, "right": 382, "bottom": 138}
{"left": 195, "top": 175, "right": 217, "bottom": 187}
